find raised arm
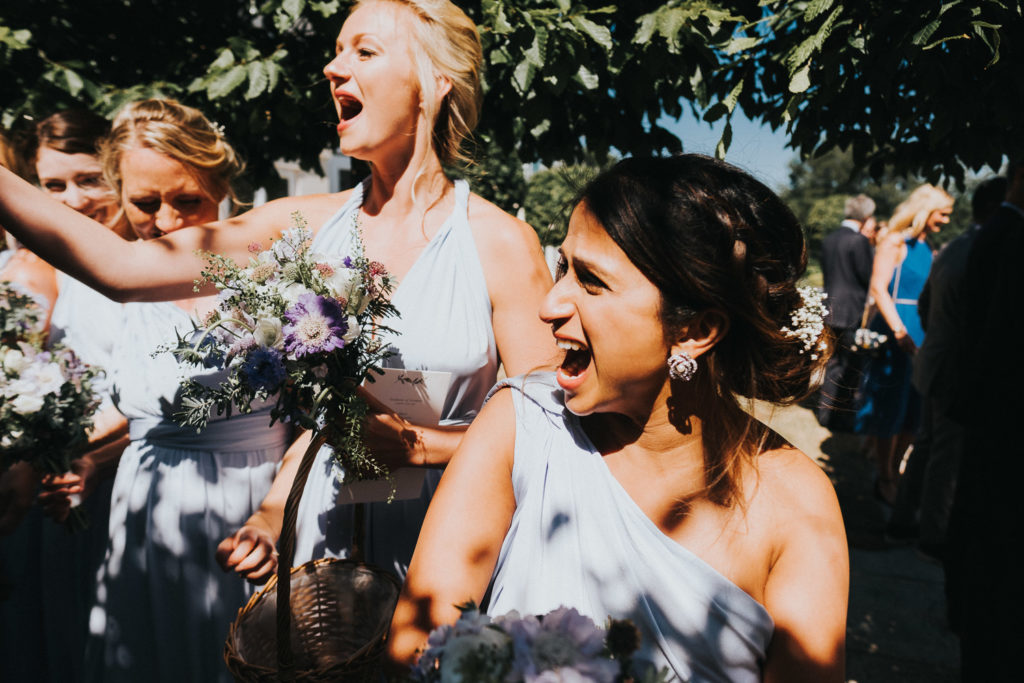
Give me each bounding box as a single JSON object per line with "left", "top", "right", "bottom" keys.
{"left": 0, "top": 167, "right": 341, "bottom": 302}
{"left": 387, "top": 387, "right": 518, "bottom": 666}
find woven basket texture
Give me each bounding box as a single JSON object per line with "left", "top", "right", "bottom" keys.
{"left": 225, "top": 558, "right": 400, "bottom": 682}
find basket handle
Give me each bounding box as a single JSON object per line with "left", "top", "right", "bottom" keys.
{"left": 275, "top": 429, "right": 329, "bottom": 681}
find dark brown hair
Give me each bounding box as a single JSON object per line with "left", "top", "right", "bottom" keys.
{"left": 28, "top": 109, "right": 111, "bottom": 165}
{"left": 578, "top": 154, "right": 828, "bottom": 506}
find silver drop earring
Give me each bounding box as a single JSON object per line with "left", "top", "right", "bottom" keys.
{"left": 667, "top": 352, "right": 698, "bottom": 382}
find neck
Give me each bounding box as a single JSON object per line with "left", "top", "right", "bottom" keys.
{"left": 361, "top": 120, "right": 450, "bottom": 219}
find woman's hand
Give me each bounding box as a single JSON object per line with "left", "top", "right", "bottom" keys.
{"left": 358, "top": 386, "right": 425, "bottom": 469}
{"left": 38, "top": 456, "right": 97, "bottom": 523}
{"left": 0, "top": 462, "right": 40, "bottom": 535}
{"left": 893, "top": 327, "right": 917, "bottom": 355}
{"left": 216, "top": 515, "right": 279, "bottom": 584}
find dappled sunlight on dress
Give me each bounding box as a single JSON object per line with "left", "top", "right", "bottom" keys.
{"left": 486, "top": 374, "right": 774, "bottom": 682}
{"left": 85, "top": 301, "right": 289, "bottom": 683}
{"left": 293, "top": 178, "right": 498, "bottom": 578}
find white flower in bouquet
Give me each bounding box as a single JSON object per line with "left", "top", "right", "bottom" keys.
{"left": 2, "top": 347, "right": 29, "bottom": 375}
{"left": 10, "top": 391, "right": 44, "bottom": 416}
{"left": 166, "top": 212, "right": 399, "bottom": 489}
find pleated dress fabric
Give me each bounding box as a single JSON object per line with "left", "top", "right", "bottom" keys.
{"left": 292, "top": 178, "right": 498, "bottom": 578}
{"left": 85, "top": 301, "right": 289, "bottom": 683}
{"left": 485, "top": 374, "right": 775, "bottom": 683}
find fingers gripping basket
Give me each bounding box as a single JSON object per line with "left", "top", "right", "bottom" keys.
{"left": 225, "top": 432, "right": 401, "bottom": 682}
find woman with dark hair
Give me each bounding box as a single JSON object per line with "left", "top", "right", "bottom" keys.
{"left": 390, "top": 155, "right": 848, "bottom": 681}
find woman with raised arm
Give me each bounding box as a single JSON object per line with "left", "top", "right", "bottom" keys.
{"left": 0, "top": 0, "right": 554, "bottom": 583}
{"left": 390, "top": 155, "right": 849, "bottom": 682}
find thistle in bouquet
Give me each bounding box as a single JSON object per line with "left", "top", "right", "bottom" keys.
{"left": 411, "top": 603, "right": 669, "bottom": 683}
{"left": 168, "top": 212, "right": 399, "bottom": 486}
{"left": 1, "top": 281, "right": 47, "bottom": 348}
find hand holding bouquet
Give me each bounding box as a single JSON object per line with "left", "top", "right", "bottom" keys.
{"left": 412, "top": 604, "right": 669, "bottom": 683}
{"left": 168, "top": 212, "right": 398, "bottom": 485}
{"left": 1, "top": 282, "right": 103, "bottom": 530}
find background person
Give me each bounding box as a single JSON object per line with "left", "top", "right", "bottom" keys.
{"left": 854, "top": 184, "right": 953, "bottom": 505}
{"left": 390, "top": 155, "right": 848, "bottom": 682}
{"left": 816, "top": 193, "right": 876, "bottom": 432}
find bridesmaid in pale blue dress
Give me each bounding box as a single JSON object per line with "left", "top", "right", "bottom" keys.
{"left": 391, "top": 156, "right": 850, "bottom": 681}
{"left": 38, "top": 100, "right": 291, "bottom": 683}
{"left": 0, "top": 0, "right": 555, "bottom": 596}
{"left": 853, "top": 184, "right": 953, "bottom": 504}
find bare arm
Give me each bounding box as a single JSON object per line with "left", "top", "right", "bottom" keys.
{"left": 0, "top": 167, "right": 343, "bottom": 302}
{"left": 868, "top": 236, "right": 915, "bottom": 353}
{"left": 762, "top": 454, "right": 849, "bottom": 683}
{"left": 388, "top": 388, "right": 518, "bottom": 665}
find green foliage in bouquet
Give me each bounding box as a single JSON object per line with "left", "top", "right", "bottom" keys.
{"left": 166, "top": 212, "right": 399, "bottom": 485}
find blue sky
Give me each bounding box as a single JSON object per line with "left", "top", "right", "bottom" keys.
{"left": 658, "top": 108, "right": 795, "bottom": 192}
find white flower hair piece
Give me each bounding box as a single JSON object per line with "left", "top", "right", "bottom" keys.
{"left": 210, "top": 121, "right": 226, "bottom": 138}
{"left": 782, "top": 286, "right": 828, "bottom": 360}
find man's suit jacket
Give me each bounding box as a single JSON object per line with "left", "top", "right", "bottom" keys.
{"left": 820, "top": 226, "right": 874, "bottom": 330}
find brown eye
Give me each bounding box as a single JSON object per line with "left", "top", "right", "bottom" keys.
{"left": 43, "top": 181, "right": 67, "bottom": 193}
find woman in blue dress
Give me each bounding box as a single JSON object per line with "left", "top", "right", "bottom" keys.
{"left": 390, "top": 155, "right": 849, "bottom": 682}
{"left": 855, "top": 184, "right": 954, "bottom": 504}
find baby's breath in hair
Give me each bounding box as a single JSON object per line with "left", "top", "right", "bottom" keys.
{"left": 782, "top": 286, "right": 828, "bottom": 360}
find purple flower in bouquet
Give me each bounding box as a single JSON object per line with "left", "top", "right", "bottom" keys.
{"left": 241, "top": 347, "right": 287, "bottom": 392}
{"left": 283, "top": 293, "right": 348, "bottom": 358}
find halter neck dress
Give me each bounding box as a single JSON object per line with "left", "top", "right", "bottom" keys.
{"left": 85, "top": 301, "right": 290, "bottom": 683}
{"left": 486, "top": 374, "right": 775, "bottom": 682}
{"left": 293, "top": 178, "right": 498, "bottom": 577}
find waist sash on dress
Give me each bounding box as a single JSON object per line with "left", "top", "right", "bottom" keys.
{"left": 128, "top": 413, "right": 289, "bottom": 453}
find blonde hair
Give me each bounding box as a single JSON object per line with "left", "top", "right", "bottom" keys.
{"left": 881, "top": 184, "right": 954, "bottom": 241}
{"left": 100, "top": 99, "right": 243, "bottom": 207}
{"left": 354, "top": 0, "right": 483, "bottom": 166}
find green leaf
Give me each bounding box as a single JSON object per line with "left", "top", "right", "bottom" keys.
{"left": 208, "top": 64, "right": 248, "bottom": 99}
{"left": 789, "top": 64, "right": 811, "bottom": 93}
{"left": 266, "top": 60, "right": 282, "bottom": 93}
{"left": 571, "top": 15, "right": 612, "bottom": 51}
{"left": 530, "top": 119, "right": 551, "bottom": 138}
{"left": 513, "top": 59, "right": 535, "bottom": 94}
{"left": 309, "top": 0, "right": 340, "bottom": 17}
{"left": 912, "top": 19, "right": 941, "bottom": 46}
{"left": 245, "top": 61, "right": 268, "bottom": 100}
{"left": 282, "top": 0, "right": 304, "bottom": 19}
{"left": 575, "top": 64, "right": 599, "bottom": 90}
{"left": 715, "top": 120, "right": 732, "bottom": 159}
{"left": 805, "top": 0, "right": 834, "bottom": 22}
{"left": 62, "top": 69, "right": 84, "bottom": 97}
{"left": 210, "top": 48, "right": 235, "bottom": 71}
{"left": 725, "top": 35, "right": 760, "bottom": 56}
{"left": 555, "top": 0, "right": 571, "bottom": 12}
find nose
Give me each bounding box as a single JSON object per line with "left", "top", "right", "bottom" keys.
{"left": 323, "top": 52, "right": 350, "bottom": 81}
{"left": 539, "top": 275, "right": 574, "bottom": 326}
{"left": 154, "top": 203, "right": 184, "bottom": 234}
{"left": 62, "top": 183, "right": 89, "bottom": 211}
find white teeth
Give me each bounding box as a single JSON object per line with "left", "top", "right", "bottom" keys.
{"left": 556, "top": 339, "right": 586, "bottom": 352}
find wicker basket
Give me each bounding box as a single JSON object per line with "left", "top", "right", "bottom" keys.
{"left": 224, "top": 432, "right": 401, "bottom": 682}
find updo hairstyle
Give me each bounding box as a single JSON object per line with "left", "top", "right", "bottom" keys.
{"left": 354, "top": 0, "right": 483, "bottom": 166}
{"left": 100, "top": 99, "right": 243, "bottom": 207}
{"left": 578, "top": 155, "right": 827, "bottom": 505}
{"left": 882, "top": 183, "right": 954, "bottom": 241}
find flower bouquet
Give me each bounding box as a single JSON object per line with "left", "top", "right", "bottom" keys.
{"left": 851, "top": 327, "right": 888, "bottom": 355}
{"left": 1, "top": 282, "right": 103, "bottom": 530}
{"left": 412, "top": 604, "right": 669, "bottom": 683}
{"left": 167, "top": 212, "right": 398, "bottom": 486}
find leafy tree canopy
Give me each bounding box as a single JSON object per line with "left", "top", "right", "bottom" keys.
{"left": 1, "top": 0, "right": 1020, "bottom": 191}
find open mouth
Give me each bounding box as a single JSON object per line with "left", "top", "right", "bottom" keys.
{"left": 337, "top": 94, "right": 363, "bottom": 121}
{"left": 556, "top": 338, "right": 592, "bottom": 387}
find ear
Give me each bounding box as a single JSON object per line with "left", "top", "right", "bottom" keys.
{"left": 434, "top": 73, "right": 453, "bottom": 101}
{"left": 669, "top": 310, "right": 729, "bottom": 360}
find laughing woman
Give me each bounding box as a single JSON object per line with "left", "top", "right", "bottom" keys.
{"left": 390, "top": 156, "right": 849, "bottom": 682}
{"left": 0, "top": 0, "right": 554, "bottom": 583}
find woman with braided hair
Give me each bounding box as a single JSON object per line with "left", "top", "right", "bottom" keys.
{"left": 390, "top": 155, "right": 848, "bottom": 682}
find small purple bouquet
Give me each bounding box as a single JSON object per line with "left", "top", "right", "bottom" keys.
{"left": 412, "top": 604, "right": 669, "bottom": 683}
{"left": 1, "top": 282, "right": 103, "bottom": 528}
{"left": 167, "top": 213, "right": 398, "bottom": 484}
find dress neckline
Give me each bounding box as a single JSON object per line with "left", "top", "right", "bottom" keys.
{"left": 564, "top": 408, "right": 774, "bottom": 625}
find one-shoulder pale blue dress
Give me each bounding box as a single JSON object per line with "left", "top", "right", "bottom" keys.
{"left": 486, "top": 374, "right": 774, "bottom": 683}
{"left": 85, "top": 301, "right": 290, "bottom": 683}
{"left": 293, "top": 178, "right": 498, "bottom": 578}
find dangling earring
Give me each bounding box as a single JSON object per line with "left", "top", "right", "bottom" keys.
{"left": 667, "top": 351, "right": 698, "bottom": 382}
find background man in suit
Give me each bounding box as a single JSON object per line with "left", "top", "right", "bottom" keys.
{"left": 886, "top": 177, "right": 1007, "bottom": 553}
{"left": 816, "top": 194, "right": 876, "bottom": 431}
{"left": 946, "top": 160, "right": 1024, "bottom": 680}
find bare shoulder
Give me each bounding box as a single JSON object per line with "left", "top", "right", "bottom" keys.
{"left": 465, "top": 192, "right": 544, "bottom": 259}
{"left": 230, "top": 190, "right": 355, "bottom": 236}
{"left": 752, "top": 443, "right": 843, "bottom": 533}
